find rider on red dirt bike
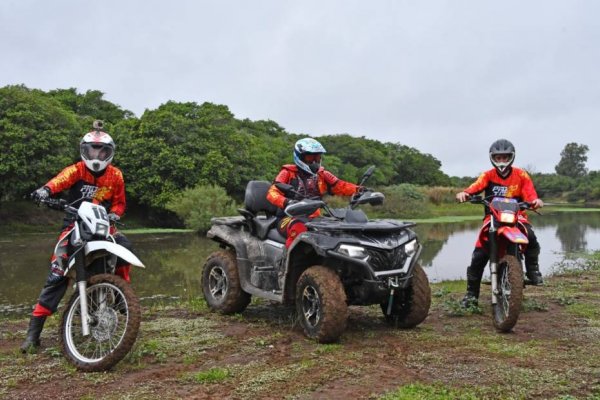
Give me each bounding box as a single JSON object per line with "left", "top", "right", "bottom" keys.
{"left": 456, "top": 139, "right": 544, "bottom": 307}
{"left": 21, "top": 120, "right": 135, "bottom": 353}
{"left": 266, "top": 138, "right": 363, "bottom": 249}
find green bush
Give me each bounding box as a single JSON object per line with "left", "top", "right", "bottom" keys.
{"left": 423, "top": 186, "right": 457, "bottom": 205}
{"left": 380, "top": 184, "right": 432, "bottom": 218}
{"left": 166, "top": 184, "right": 238, "bottom": 232}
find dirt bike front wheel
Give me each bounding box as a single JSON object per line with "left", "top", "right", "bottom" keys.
{"left": 492, "top": 255, "right": 523, "bottom": 332}
{"left": 60, "top": 274, "right": 141, "bottom": 372}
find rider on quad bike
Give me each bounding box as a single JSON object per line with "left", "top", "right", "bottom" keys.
{"left": 267, "top": 138, "right": 363, "bottom": 248}
{"left": 456, "top": 139, "right": 544, "bottom": 307}
{"left": 203, "top": 152, "right": 431, "bottom": 342}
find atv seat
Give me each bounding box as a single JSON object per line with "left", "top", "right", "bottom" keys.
{"left": 244, "top": 181, "right": 279, "bottom": 240}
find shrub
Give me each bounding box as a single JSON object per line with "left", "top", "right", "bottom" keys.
{"left": 380, "top": 184, "right": 432, "bottom": 218}
{"left": 166, "top": 184, "right": 238, "bottom": 232}
{"left": 423, "top": 186, "right": 457, "bottom": 205}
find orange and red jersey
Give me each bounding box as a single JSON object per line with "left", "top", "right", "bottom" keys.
{"left": 267, "top": 164, "right": 359, "bottom": 216}
{"left": 45, "top": 161, "right": 126, "bottom": 216}
{"left": 464, "top": 167, "right": 538, "bottom": 222}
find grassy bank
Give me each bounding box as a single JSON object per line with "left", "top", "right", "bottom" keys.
{"left": 2, "top": 252, "right": 599, "bottom": 399}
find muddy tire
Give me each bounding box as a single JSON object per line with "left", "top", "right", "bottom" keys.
{"left": 202, "top": 250, "right": 251, "bottom": 314}
{"left": 492, "top": 255, "right": 523, "bottom": 332}
{"left": 380, "top": 263, "right": 431, "bottom": 328}
{"left": 296, "top": 266, "right": 348, "bottom": 343}
{"left": 60, "top": 274, "right": 141, "bottom": 372}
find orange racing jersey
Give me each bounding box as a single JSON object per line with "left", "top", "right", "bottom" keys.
{"left": 45, "top": 161, "right": 126, "bottom": 216}
{"left": 267, "top": 164, "right": 359, "bottom": 216}
{"left": 464, "top": 167, "right": 539, "bottom": 221}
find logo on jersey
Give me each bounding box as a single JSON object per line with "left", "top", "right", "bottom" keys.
{"left": 80, "top": 185, "right": 98, "bottom": 199}
{"left": 492, "top": 185, "right": 508, "bottom": 197}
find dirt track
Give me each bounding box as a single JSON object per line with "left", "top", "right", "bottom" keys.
{"left": 1, "top": 269, "right": 599, "bottom": 400}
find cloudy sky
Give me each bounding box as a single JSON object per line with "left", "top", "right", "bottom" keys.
{"left": 1, "top": 1, "right": 599, "bottom": 176}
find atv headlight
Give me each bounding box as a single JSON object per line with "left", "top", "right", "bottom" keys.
{"left": 404, "top": 239, "right": 418, "bottom": 257}
{"left": 337, "top": 244, "right": 369, "bottom": 260}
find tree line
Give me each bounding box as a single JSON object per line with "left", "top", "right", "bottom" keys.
{"left": 1, "top": 85, "right": 597, "bottom": 219}
{"left": 0, "top": 85, "right": 449, "bottom": 205}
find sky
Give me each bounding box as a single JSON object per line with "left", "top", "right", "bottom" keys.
{"left": 1, "top": 1, "right": 599, "bottom": 177}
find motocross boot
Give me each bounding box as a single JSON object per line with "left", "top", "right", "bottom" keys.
{"left": 525, "top": 264, "right": 544, "bottom": 286}
{"left": 461, "top": 248, "right": 487, "bottom": 308}
{"left": 20, "top": 316, "right": 46, "bottom": 353}
{"left": 461, "top": 278, "right": 480, "bottom": 308}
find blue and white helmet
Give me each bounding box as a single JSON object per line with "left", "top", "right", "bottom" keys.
{"left": 293, "top": 138, "right": 326, "bottom": 175}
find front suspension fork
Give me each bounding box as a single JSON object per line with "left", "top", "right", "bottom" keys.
{"left": 73, "top": 250, "right": 91, "bottom": 336}
{"left": 489, "top": 228, "right": 499, "bottom": 305}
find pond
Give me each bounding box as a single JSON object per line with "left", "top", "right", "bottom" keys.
{"left": 2, "top": 211, "right": 599, "bottom": 315}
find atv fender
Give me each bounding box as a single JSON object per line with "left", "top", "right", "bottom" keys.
{"left": 208, "top": 224, "right": 283, "bottom": 302}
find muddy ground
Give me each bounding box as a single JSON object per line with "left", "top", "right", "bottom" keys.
{"left": 1, "top": 265, "right": 599, "bottom": 400}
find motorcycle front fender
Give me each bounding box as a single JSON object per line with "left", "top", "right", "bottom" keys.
{"left": 497, "top": 226, "right": 528, "bottom": 244}
{"left": 84, "top": 241, "right": 145, "bottom": 268}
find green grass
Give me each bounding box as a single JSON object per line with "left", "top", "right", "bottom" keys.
{"left": 379, "top": 383, "right": 479, "bottom": 400}
{"left": 191, "top": 367, "right": 231, "bottom": 383}
{"left": 567, "top": 303, "right": 600, "bottom": 320}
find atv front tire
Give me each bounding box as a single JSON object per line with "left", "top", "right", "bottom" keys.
{"left": 380, "top": 263, "right": 431, "bottom": 328}
{"left": 296, "top": 266, "right": 348, "bottom": 343}
{"left": 202, "top": 250, "right": 251, "bottom": 314}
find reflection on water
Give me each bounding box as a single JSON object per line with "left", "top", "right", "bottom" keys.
{"left": 2, "top": 211, "right": 600, "bottom": 314}
{"left": 417, "top": 211, "right": 600, "bottom": 282}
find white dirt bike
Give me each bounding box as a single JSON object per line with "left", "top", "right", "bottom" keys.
{"left": 39, "top": 197, "right": 145, "bottom": 371}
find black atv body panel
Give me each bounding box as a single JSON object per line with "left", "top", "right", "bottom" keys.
{"left": 207, "top": 180, "right": 422, "bottom": 305}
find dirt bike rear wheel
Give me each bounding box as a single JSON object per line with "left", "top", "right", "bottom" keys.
{"left": 380, "top": 263, "right": 431, "bottom": 328}
{"left": 60, "top": 274, "right": 141, "bottom": 372}
{"left": 202, "top": 250, "right": 251, "bottom": 314}
{"left": 492, "top": 255, "right": 523, "bottom": 332}
{"left": 296, "top": 265, "right": 348, "bottom": 343}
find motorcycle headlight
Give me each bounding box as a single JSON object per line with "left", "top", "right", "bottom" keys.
{"left": 337, "top": 244, "right": 369, "bottom": 260}
{"left": 404, "top": 239, "right": 418, "bottom": 257}
{"left": 500, "top": 211, "right": 517, "bottom": 224}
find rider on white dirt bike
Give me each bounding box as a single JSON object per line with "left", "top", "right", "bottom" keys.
{"left": 21, "top": 120, "right": 136, "bottom": 354}
{"left": 456, "top": 139, "right": 544, "bottom": 308}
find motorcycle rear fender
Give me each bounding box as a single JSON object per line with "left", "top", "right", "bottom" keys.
{"left": 84, "top": 241, "right": 145, "bottom": 268}
{"left": 497, "top": 226, "right": 528, "bottom": 244}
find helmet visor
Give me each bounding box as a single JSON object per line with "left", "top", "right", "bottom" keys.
{"left": 303, "top": 154, "right": 322, "bottom": 163}
{"left": 81, "top": 143, "right": 114, "bottom": 161}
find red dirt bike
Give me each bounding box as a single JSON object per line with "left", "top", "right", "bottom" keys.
{"left": 468, "top": 195, "right": 536, "bottom": 332}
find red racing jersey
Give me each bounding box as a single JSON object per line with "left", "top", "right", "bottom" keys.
{"left": 267, "top": 164, "right": 359, "bottom": 216}
{"left": 464, "top": 167, "right": 539, "bottom": 222}
{"left": 45, "top": 161, "right": 126, "bottom": 216}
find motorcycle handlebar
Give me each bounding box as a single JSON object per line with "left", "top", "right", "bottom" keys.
{"left": 466, "top": 195, "right": 532, "bottom": 210}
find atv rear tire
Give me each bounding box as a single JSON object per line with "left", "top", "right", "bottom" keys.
{"left": 202, "top": 250, "right": 251, "bottom": 314}
{"left": 380, "top": 263, "right": 431, "bottom": 328}
{"left": 296, "top": 266, "right": 347, "bottom": 343}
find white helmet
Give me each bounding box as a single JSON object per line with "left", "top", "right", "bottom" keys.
{"left": 80, "top": 121, "right": 115, "bottom": 172}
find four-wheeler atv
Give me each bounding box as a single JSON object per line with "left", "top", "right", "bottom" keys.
{"left": 202, "top": 167, "right": 431, "bottom": 342}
